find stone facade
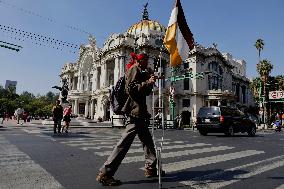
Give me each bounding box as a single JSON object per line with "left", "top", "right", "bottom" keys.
{"left": 60, "top": 11, "right": 254, "bottom": 123}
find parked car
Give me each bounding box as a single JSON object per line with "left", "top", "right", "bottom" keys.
{"left": 196, "top": 106, "right": 256, "bottom": 137}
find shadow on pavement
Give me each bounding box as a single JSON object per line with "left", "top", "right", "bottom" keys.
{"left": 44, "top": 132, "right": 94, "bottom": 138}
{"left": 164, "top": 169, "right": 249, "bottom": 183}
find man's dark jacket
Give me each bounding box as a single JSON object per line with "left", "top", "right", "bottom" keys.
{"left": 122, "top": 64, "right": 153, "bottom": 118}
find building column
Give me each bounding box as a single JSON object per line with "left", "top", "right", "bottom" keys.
{"left": 68, "top": 75, "right": 72, "bottom": 90}
{"left": 74, "top": 99, "right": 79, "bottom": 115}
{"left": 92, "top": 69, "right": 97, "bottom": 91}
{"left": 101, "top": 64, "right": 106, "bottom": 88}
{"left": 90, "top": 99, "right": 94, "bottom": 119}
{"left": 94, "top": 102, "right": 98, "bottom": 120}
{"left": 71, "top": 101, "right": 75, "bottom": 112}
{"left": 84, "top": 100, "right": 89, "bottom": 118}
{"left": 86, "top": 75, "right": 90, "bottom": 92}
{"left": 114, "top": 58, "right": 120, "bottom": 84}
{"left": 119, "top": 57, "right": 124, "bottom": 77}
{"left": 80, "top": 75, "right": 84, "bottom": 91}
{"left": 72, "top": 76, "right": 76, "bottom": 90}
{"left": 218, "top": 100, "right": 221, "bottom": 106}
{"left": 104, "top": 64, "right": 108, "bottom": 87}
{"left": 77, "top": 72, "right": 81, "bottom": 91}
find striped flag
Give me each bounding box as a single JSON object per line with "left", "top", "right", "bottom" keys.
{"left": 163, "top": 0, "right": 195, "bottom": 67}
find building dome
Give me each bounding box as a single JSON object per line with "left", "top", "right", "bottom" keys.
{"left": 127, "top": 3, "right": 166, "bottom": 36}
{"left": 127, "top": 19, "right": 166, "bottom": 36}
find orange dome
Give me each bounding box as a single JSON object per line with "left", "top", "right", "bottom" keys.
{"left": 127, "top": 20, "right": 166, "bottom": 36}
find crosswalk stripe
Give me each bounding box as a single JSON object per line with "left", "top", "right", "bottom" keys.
{"left": 82, "top": 143, "right": 142, "bottom": 150}
{"left": 81, "top": 140, "right": 182, "bottom": 151}
{"left": 60, "top": 139, "right": 120, "bottom": 143}
{"left": 181, "top": 154, "right": 284, "bottom": 189}
{"left": 125, "top": 145, "right": 230, "bottom": 164}
{"left": 97, "top": 143, "right": 211, "bottom": 157}
{"left": 22, "top": 129, "right": 41, "bottom": 134}
{"left": 162, "top": 150, "right": 264, "bottom": 173}
{"left": 69, "top": 136, "right": 120, "bottom": 140}
{"left": 90, "top": 141, "right": 183, "bottom": 156}
{"left": 65, "top": 140, "right": 148, "bottom": 147}
{"left": 0, "top": 136, "right": 63, "bottom": 189}
{"left": 68, "top": 141, "right": 117, "bottom": 146}
{"left": 276, "top": 183, "right": 284, "bottom": 189}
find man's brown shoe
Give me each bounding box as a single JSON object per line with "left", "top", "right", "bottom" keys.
{"left": 145, "top": 168, "right": 165, "bottom": 178}
{"left": 96, "top": 172, "right": 121, "bottom": 186}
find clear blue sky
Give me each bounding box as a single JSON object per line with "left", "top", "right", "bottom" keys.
{"left": 0, "top": 0, "right": 283, "bottom": 95}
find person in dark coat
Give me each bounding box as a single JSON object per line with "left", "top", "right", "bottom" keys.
{"left": 52, "top": 100, "right": 63, "bottom": 134}
{"left": 96, "top": 53, "right": 160, "bottom": 186}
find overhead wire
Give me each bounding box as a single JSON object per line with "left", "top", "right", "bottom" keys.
{"left": 0, "top": 0, "right": 92, "bottom": 36}
{"left": 0, "top": 24, "right": 79, "bottom": 54}
{"left": 0, "top": 40, "right": 22, "bottom": 48}
{"left": 0, "top": 0, "right": 91, "bottom": 54}
{"left": 0, "top": 43, "right": 21, "bottom": 52}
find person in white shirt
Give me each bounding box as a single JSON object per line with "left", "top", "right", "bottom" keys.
{"left": 15, "top": 108, "right": 24, "bottom": 125}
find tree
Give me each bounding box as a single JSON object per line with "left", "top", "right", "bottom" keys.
{"left": 256, "top": 59, "right": 273, "bottom": 124}
{"left": 254, "top": 39, "right": 264, "bottom": 63}
{"left": 275, "top": 75, "right": 284, "bottom": 90}
{"left": 257, "top": 59, "right": 273, "bottom": 83}
{"left": 45, "top": 91, "right": 56, "bottom": 103}
{"left": 249, "top": 77, "right": 260, "bottom": 101}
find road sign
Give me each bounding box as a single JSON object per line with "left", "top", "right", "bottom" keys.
{"left": 269, "top": 91, "right": 284, "bottom": 100}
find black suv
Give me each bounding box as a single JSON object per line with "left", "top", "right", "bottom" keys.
{"left": 196, "top": 106, "right": 256, "bottom": 136}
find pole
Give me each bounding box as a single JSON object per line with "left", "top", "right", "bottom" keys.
{"left": 258, "top": 79, "right": 263, "bottom": 123}
{"left": 170, "top": 67, "right": 175, "bottom": 122}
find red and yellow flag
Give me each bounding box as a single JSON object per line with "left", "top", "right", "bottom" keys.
{"left": 163, "top": 0, "right": 195, "bottom": 67}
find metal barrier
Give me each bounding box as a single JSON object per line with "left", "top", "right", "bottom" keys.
{"left": 149, "top": 119, "right": 176, "bottom": 129}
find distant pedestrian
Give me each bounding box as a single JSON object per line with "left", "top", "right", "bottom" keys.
{"left": 0, "top": 111, "right": 5, "bottom": 124}
{"left": 15, "top": 108, "right": 24, "bottom": 125}
{"left": 62, "top": 105, "right": 72, "bottom": 133}
{"left": 282, "top": 113, "right": 284, "bottom": 126}
{"left": 52, "top": 100, "right": 63, "bottom": 134}
{"left": 177, "top": 114, "right": 183, "bottom": 130}
{"left": 23, "top": 111, "right": 29, "bottom": 123}
{"left": 5, "top": 112, "right": 9, "bottom": 121}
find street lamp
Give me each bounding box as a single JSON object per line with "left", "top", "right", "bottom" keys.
{"left": 167, "top": 67, "right": 211, "bottom": 121}
{"left": 258, "top": 79, "right": 274, "bottom": 127}
{"left": 258, "top": 79, "right": 264, "bottom": 124}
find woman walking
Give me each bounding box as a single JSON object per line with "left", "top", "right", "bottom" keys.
{"left": 62, "top": 105, "right": 72, "bottom": 133}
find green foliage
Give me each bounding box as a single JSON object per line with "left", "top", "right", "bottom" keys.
{"left": 254, "top": 38, "right": 264, "bottom": 60}
{"left": 256, "top": 59, "right": 273, "bottom": 77}
{"left": 0, "top": 88, "right": 57, "bottom": 118}
{"left": 254, "top": 39, "right": 264, "bottom": 52}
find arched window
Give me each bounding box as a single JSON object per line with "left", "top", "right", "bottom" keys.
{"left": 208, "top": 61, "right": 223, "bottom": 90}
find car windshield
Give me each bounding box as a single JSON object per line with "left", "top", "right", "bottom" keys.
{"left": 198, "top": 107, "right": 220, "bottom": 117}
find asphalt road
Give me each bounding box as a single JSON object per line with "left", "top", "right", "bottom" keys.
{"left": 1, "top": 124, "right": 284, "bottom": 189}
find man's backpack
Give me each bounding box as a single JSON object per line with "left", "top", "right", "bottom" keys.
{"left": 110, "top": 76, "right": 128, "bottom": 115}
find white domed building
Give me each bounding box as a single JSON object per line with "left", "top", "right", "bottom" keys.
{"left": 60, "top": 5, "right": 254, "bottom": 125}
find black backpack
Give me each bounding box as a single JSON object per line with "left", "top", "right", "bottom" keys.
{"left": 110, "top": 76, "right": 128, "bottom": 115}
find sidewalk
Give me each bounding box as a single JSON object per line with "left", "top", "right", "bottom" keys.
{"left": 257, "top": 124, "right": 277, "bottom": 131}
{"left": 0, "top": 119, "right": 113, "bottom": 128}
{"left": 33, "top": 119, "right": 113, "bottom": 128}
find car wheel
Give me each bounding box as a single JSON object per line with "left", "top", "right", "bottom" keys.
{"left": 225, "top": 125, "right": 234, "bottom": 136}
{"left": 248, "top": 126, "right": 256, "bottom": 137}
{"left": 199, "top": 130, "right": 207, "bottom": 136}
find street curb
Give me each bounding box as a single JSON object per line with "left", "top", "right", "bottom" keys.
{"left": 30, "top": 123, "right": 113, "bottom": 129}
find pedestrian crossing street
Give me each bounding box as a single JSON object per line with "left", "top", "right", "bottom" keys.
{"left": 18, "top": 127, "right": 284, "bottom": 188}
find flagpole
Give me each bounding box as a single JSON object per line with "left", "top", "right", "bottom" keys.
{"left": 170, "top": 61, "right": 175, "bottom": 123}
